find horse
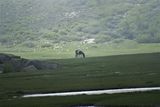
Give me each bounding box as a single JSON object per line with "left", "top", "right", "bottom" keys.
{"left": 75, "top": 50, "right": 85, "bottom": 58}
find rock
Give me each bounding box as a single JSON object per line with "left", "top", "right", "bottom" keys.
{"left": 10, "top": 58, "right": 23, "bottom": 72}
{"left": 0, "top": 70, "right": 3, "bottom": 74}
{"left": 0, "top": 53, "right": 59, "bottom": 73}
{"left": 0, "top": 54, "right": 24, "bottom": 72}
{"left": 28, "top": 60, "right": 58, "bottom": 70}
{"left": 0, "top": 64, "right": 3, "bottom": 70}
{"left": 22, "top": 65, "right": 38, "bottom": 72}
{"left": 0, "top": 54, "right": 11, "bottom": 63}
{"left": 0, "top": 53, "right": 21, "bottom": 63}
{"left": 41, "top": 62, "right": 58, "bottom": 70}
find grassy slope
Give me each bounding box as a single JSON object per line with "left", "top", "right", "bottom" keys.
{"left": 0, "top": 92, "right": 160, "bottom": 107}
{"left": 0, "top": 53, "right": 160, "bottom": 106}
{"left": 0, "top": 42, "right": 160, "bottom": 59}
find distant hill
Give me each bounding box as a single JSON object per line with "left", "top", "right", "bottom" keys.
{"left": 0, "top": 0, "right": 160, "bottom": 46}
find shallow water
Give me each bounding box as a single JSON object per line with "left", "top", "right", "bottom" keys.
{"left": 22, "top": 87, "right": 160, "bottom": 98}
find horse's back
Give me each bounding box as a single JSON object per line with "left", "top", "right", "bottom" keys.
{"left": 75, "top": 49, "right": 85, "bottom": 58}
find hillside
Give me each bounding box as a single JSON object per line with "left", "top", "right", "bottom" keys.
{"left": 0, "top": 0, "right": 160, "bottom": 47}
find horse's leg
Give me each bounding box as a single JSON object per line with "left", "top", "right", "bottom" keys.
{"left": 82, "top": 53, "right": 85, "bottom": 58}
{"left": 75, "top": 53, "right": 78, "bottom": 58}
{"left": 75, "top": 50, "right": 79, "bottom": 58}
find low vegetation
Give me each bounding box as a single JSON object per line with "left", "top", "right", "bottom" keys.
{"left": 1, "top": 0, "right": 160, "bottom": 47}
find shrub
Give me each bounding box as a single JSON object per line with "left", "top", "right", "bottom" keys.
{"left": 22, "top": 41, "right": 36, "bottom": 48}
{"left": 81, "top": 26, "right": 101, "bottom": 34}
{"left": 95, "top": 35, "right": 112, "bottom": 43}
{"left": 112, "top": 38, "right": 125, "bottom": 44}
{"left": 136, "top": 34, "right": 160, "bottom": 43}
{"left": 41, "top": 43, "right": 53, "bottom": 48}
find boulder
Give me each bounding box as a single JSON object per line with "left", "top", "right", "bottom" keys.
{"left": 0, "top": 53, "right": 59, "bottom": 73}
{"left": 0, "top": 54, "right": 11, "bottom": 63}
{"left": 28, "top": 60, "right": 58, "bottom": 70}
{"left": 0, "top": 53, "right": 21, "bottom": 63}
{"left": 22, "top": 65, "right": 38, "bottom": 72}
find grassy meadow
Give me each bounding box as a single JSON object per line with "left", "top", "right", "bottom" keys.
{"left": 0, "top": 42, "right": 160, "bottom": 106}
{"left": 0, "top": 42, "right": 160, "bottom": 59}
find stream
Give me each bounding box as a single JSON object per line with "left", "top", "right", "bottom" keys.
{"left": 22, "top": 87, "right": 160, "bottom": 98}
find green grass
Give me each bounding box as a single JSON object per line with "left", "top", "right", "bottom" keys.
{"left": 0, "top": 91, "right": 160, "bottom": 107}
{"left": 0, "top": 42, "right": 160, "bottom": 59}
{"left": 0, "top": 53, "right": 160, "bottom": 106}
{"left": 0, "top": 43, "right": 160, "bottom": 106}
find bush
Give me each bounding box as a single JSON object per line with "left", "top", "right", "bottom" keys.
{"left": 81, "top": 26, "right": 101, "bottom": 34}
{"left": 112, "top": 38, "right": 125, "bottom": 44}
{"left": 0, "top": 35, "right": 14, "bottom": 45}
{"left": 95, "top": 35, "right": 112, "bottom": 43}
{"left": 41, "top": 43, "right": 53, "bottom": 48}
{"left": 136, "top": 34, "right": 160, "bottom": 43}
{"left": 59, "top": 30, "right": 68, "bottom": 35}
{"left": 22, "top": 41, "right": 36, "bottom": 48}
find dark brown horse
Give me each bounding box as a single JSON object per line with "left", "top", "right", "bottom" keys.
{"left": 75, "top": 50, "right": 85, "bottom": 58}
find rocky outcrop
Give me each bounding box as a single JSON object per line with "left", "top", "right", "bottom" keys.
{"left": 27, "top": 60, "right": 58, "bottom": 70}
{"left": 22, "top": 65, "right": 38, "bottom": 72}
{"left": 0, "top": 53, "right": 58, "bottom": 73}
